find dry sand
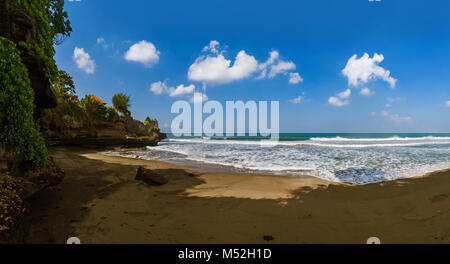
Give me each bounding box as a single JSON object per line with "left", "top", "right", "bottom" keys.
{"left": 25, "top": 146, "right": 450, "bottom": 244}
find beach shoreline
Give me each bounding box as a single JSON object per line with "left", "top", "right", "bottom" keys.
{"left": 25, "top": 146, "right": 450, "bottom": 244}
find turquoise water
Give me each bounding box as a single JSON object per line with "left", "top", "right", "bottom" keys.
{"left": 167, "top": 133, "right": 450, "bottom": 141}
{"left": 110, "top": 133, "right": 450, "bottom": 185}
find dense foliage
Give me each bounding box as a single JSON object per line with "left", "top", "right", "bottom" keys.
{"left": 112, "top": 93, "right": 131, "bottom": 117}
{"left": 9, "top": 0, "right": 72, "bottom": 83}
{"left": 52, "top": 70, "right": 75, "bottom": 97}
{"left": 81, "top": 95, "right": 119, "bottom": 124}
{"left": 47, "top": 0, "right": 72, "bottom": 45}
{"left": 0, "top": 37, "right": 49, "bottom": 167}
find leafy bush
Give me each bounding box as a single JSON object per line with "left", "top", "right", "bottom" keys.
{"left": 105, "top": 107, "right": 120, "bottom": 122}
{"left": 0, "top": 37, "right": 49, "bottom": 168}
{"left": 80, "top": 95, "right": 120, "bottom": 123}
{"left": 80, "top": 95, "right": 107, "bottom": 123}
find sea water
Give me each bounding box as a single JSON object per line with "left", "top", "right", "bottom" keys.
{"left": 108, "top": 133, "right": 450, "bottom": 185}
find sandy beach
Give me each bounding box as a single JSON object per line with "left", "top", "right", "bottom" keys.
{"left": 25, "top": 146, "right": 450, "bottom": 244}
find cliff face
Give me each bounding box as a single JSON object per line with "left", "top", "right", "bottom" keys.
{"left": 40, "top": 112, "right": 166, "bottom": 149}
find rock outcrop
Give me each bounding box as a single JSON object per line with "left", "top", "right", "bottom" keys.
{"left": 41, "top": 116, "right": 166, "bottom": 149}
{"left": 135, "top": 166, "right": 168, "bottom": 186}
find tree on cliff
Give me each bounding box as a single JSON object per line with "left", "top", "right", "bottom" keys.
{"left": 52, "top": 70, "right": 75, "bottom": 97}
{"left": 112, "top": 93, "right": 131, "bottom": 117}
{"left": 48, "top": 0, "right": 72, "bottom": 45}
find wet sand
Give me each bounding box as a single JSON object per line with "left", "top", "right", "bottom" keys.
{"left": 25, "top": 146, "right": 450, "bottom": 244}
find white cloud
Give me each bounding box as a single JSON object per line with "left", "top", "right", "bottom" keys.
{"left": 202, "top": 40, "right": 220, "bottom": 54}
{"left": 125, "top": 40, "right": 160, "bottom": 67}
{"left": 387, "top": 97, "right": 405, "bottom": 103}
{"left": 257, "top": 50, "right": 279, "bottom": 79}
{"left": 446, "top": 101, "right": 450, "bottom": 108}
{"left": 342, "top": 53, "right": 397, "bottom": 88}
{"left": 328, "top": 96, "right": 350, "bottom": 107}
{"left": 380, "top": 111, "right": 411, "bottom": 122}
{"left": 96, "top": 37, "right": 108, "bottom": 49}
{"left": 168, "top": 84, "right": 195, "bottom": 97}
{"left": 188, "top": 51, "right": 258, "bottom": 85}
{"left": 289, "top": 95, "right": 303, "bottom": 104}
{"left": 73, "top": 47, "right": 95, "bottom": 74}
{"left": 257, "top": 50, "right": 296, "bottom": 80}
{"left": 150, "top": 81, "right": 195, "bottom": 97}
{"left": 149, "top": 81, "right": 168, "bottom": 95}
{"left": 288, "top": 72, "right": 303, "bottom": 84}
{"left": 97, "top": 37, "right": 105, "bottom": 45}
{"left": 338, "top": 89, "right": 351, "bottom": 99}
{"left": 328, "top": 89, "right": 351, "bottom": 107}
{"left": 360, "top": 87, "right": 375, "bottom": 97}
{"left": 268, "top": 61, "right": 296, "bottom": 78}
{"left": 189, "top": 42, "right": 301, "bottom": 86}
{"left": 190, "top": 92, "right": 208, "bottom": 103}
{"left": 389, "top": 114, "right": 411, "bottom": 122}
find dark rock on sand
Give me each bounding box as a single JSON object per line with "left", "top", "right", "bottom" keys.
{"left": 263, "top": 235, "right": 274, "bottom": 242}
{"left": 135, "top": 166, "right": 168, "bottom": 186}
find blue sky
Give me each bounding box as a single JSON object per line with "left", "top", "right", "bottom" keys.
{"left": 57, "top": 0, "right": 450, "bottom": 133}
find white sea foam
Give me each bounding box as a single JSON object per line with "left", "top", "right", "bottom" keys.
{"left": 106, "top": 135, "right": 450, "bottom": 185}
{"left": 309, "top": 136, "right": 450, "bottom": 142}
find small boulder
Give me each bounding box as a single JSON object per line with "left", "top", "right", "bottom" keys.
{"left": 135, "top": 166, "right": 168, "bottom": 186}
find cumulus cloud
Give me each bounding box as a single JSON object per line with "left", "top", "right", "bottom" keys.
{"left": 328, "top": 96, "right": 350, "bottom": 107}
{"left": 96, "top": 37, "right": 108, "bottom": 49}
{"left": 387, "top": 97, "right": 405, "bottom": 103}
{"left": 73, "top": 47, "right": 95, "bottom": 74}
{"left": 289, "top": 95, "right": 303, "bottom": 104}
{"left": 150, "top": 81, "right": 195, "bottom": 97}
{"left": 125, "top": 40, "right": 160, "bottom": 67}
{"left": 168, "top": 84, "right": 195, "bottom": 97}
{"left": 360, "top": 87, "right": 375, "bottom": 97}
{"left": 202, "top": 40, "right": 220, "bottom": 54}
{"left": 342, "top": 53, "right": 397, "bottom": 88}
{"left": 288, "top": 72, "right": 303, "bottom": 84}
{"left": 337, "top": 89, "right": 351, "bottom": 99}
{"left": 97, "top": 37, "right": 105, "bottom": 45}
{"left": 380, "top": 111, "right": 411, "bottom": 122}
{"left": 257, "top": 50, "right": 298, "bottom": 81}
{"left": 267, "top": 61, "right": 296, "bottom": 78}
{"left": 190, "top": 92, "right": 208, "bottom": 103}
{"left": 446, "top": 101, "right": 450, "bottom": 108}
{"left": 188, "top": 51, "right": 258, "bottom": 85}
{"left": 189, "top": 43, "right": 301, "bottom": 86}
{"left": 149, "top": 81, "right": 168, "bottom": 95}
{"left": 328, "top": 89, "right": 351, "bottom": 107}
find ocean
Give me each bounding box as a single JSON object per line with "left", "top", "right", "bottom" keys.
{"left": 107, "top": 133, "right": 450, "bottom": 185}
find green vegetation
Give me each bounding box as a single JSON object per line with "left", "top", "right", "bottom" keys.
{"left": 144, "top": 117, "right": 152, "bottom": 125}
{"left": 0, "top": 37, "right": 49, "bottom": 168}
{"left": 9, "top": 0, "right": 72, "bottom": 82}
{"left": 112, "top": 93, "right": 131, "bottom": 117}
{"left": 47, "top": 0, "right": 72, "bottom": 45}
{"left": 81, "top": 95, "right": 119, "bottom": 124}
{"left": 52, "top": 70, "right": 75, "bottom": 98}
